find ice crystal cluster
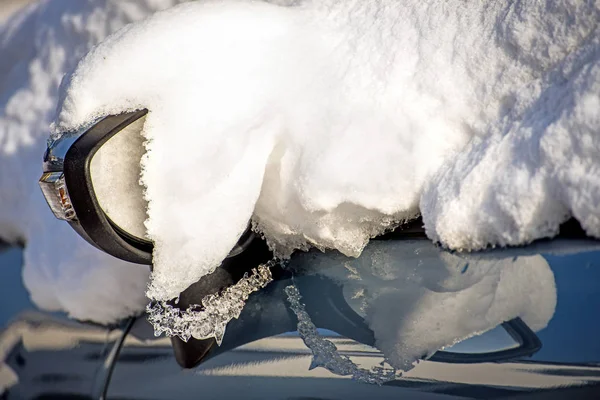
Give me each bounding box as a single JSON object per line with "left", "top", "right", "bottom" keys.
{"left": 147, "top": 265, "right": 272, "bottom": 345}
{"left": 285, "top": 284, "right": 398, "bottom": 385}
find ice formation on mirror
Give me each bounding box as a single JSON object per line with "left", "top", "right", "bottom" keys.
{"left": 52, "top": 0, "right": 600, "bottom": 303}
{"left": 285, "top": 284, "right": 399, "bottom": 385}
{"left": 289, "top": 240, "right": 557, "bottom": 372}
{"left": 147, "top": 265, "right": 273, "bottom": 345}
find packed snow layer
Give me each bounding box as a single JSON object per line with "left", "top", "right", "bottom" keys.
{"left": 0, "top": 0, "right": 193, "bottom": 323}
{"left": 422, "top": 22, "right": 600, "bottom": 250}
{"left": 53, "top": 0, "right": 600, "bottom": 301}
{"left": 290, "top": 240, "right": 557, "bottom": 372}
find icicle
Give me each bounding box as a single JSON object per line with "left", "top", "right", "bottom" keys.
{"left": 284, "top": 284, "right": 399, "bottom": 385}
{"left": 147, "top": 264, "right": 273, "bottom": 345}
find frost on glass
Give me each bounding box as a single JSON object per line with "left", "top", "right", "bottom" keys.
{"left": 284, "top": 284, "right": 399, "bottom": 385}
{"left": 147, "top": 264, "right": 273, "bottom": 345}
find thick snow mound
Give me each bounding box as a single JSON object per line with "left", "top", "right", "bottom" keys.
{"left": 54, "top": 0, "right": 600, "bottom": 301}
{"left": 0, "top": 0, "right": 191, "bottom": 323}
{"left": 422, "top": 24, "right": 600, "bottom": 250}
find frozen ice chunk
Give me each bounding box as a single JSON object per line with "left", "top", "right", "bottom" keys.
{"left": 147, "top": 264, "right": 273, "bottom": 345}
{"left": 422, "top": 26, "right": 600, "bottom": 250}
{"left": 285, "top": 284, "right": 399, "bottom": 385}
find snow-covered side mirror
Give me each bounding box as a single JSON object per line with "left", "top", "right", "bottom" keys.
{"left": 40, "top": 110, "right": 257, "bottom": 266}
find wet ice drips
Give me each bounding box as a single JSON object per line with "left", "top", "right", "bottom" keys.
{"left": 285, "top": 284, "right": 399, "bottom": 385}
{"left": 147, "top": 264, "right": 272, "bottom": 345}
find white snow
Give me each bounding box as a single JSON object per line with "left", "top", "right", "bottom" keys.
{"left": 0, "top": 0, "right": 192, "bottom": 323}
{"left": 52, "top": 0, "right": 600, "bottom": 301}
{"left": 1, "top": 0, "right": 598, "bottom": 321}
{"left": 291, "top": 240, "right": 557, "bottom": 372}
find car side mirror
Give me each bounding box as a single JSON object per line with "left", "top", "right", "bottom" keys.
{"left": 428, "top": 317, "right": 541, "bottom": 363}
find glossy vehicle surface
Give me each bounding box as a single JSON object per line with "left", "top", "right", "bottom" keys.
{"left": 2, "top": 236, "right": 600, "bottom": 399}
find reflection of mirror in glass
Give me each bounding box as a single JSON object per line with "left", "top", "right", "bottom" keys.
{"left": 90, "top": 115, "right": 148, "bottom": 240}
{"left": 289, "top": 239, "right": 557, "bottom": 371}
{"left": 443, "top": 324, "right": 518, "bottom": 354}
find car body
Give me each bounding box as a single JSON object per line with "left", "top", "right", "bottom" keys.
{"left": 2, "top": 235, "right": 600, "bottom": 399}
